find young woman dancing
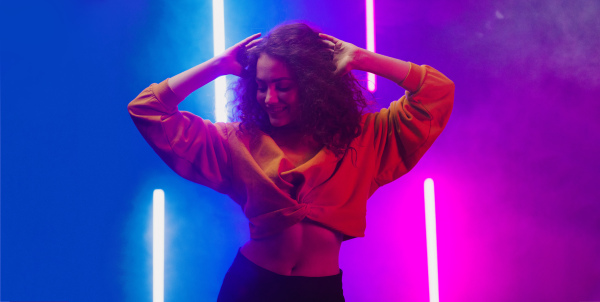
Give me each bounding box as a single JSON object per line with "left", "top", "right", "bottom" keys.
{"left": 128, "top": 22, "right": 454, "bottom": 302}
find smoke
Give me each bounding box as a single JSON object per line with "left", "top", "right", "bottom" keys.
{"left": 459, "top": 0, "right": 600, "bottom": 86}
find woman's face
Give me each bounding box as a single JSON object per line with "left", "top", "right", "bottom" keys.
{"left": 256, "top": 53, "right": 300, "bottom": 128}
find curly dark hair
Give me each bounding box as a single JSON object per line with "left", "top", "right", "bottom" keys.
{"left": 231, "top": 22, "right": 369, "bottom": 156}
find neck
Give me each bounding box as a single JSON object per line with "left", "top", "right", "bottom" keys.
{"left": 269, "top": 125, "right": 319, "bottom": 149}
{"left": 268, "top": 122, "right": 302, "bottom": 138}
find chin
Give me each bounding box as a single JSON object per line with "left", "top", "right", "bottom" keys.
{"left": 269, "top": 118, "right": 291, "bottom": 128}
{"left": 270, "top": 121, "right": 289, "bottom": 128}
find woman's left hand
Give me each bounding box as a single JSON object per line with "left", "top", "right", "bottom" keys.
{"left": 319, "top": 33, "right": 362, "bottom": 75}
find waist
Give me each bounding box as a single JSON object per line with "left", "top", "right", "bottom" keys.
{"left": 240, "top": 218, "right": 343, "bottom": 277}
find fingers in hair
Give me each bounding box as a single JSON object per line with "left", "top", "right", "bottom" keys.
{"left": 318, "top": 33, "right": 338, "bottom": 43}
{"left": 246, "top": 38, "right": 263, "bottom": 50}
{"left": 239, "top": 33, "right": 262, "bottom": 47}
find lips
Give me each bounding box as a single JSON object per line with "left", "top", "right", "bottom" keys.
{"left": 266, "top": 106, "right": 287, "bottom": 114}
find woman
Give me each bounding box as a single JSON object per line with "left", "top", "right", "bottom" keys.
{"left": 128, "top": 23, "right": 454, "bottom": 302}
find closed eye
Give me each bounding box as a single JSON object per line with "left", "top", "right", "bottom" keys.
{"left": 255, "top": 79, "right": 294, "bottom": 93}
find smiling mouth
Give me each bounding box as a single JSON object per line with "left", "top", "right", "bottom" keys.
{"left": 267, "top": 106, "right": 287, "bottom": 114}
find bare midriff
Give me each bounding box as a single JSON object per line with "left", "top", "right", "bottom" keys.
{"left": 240, "top": 218, "right": 343, "bottom": 277}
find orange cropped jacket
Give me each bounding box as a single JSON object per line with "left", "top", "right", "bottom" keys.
{"left": 128, "top": 63, "right": 454, "bottom": 241}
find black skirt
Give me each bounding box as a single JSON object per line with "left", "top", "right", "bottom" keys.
{"left": 217, "top": 249, "right": 345, "bottom": 302}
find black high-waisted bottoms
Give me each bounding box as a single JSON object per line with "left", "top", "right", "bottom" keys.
{"left": 217, "top": 249, "right": 345, "bottom": 302}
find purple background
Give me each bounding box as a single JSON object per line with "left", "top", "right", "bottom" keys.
{"left": 2, "top": 0, "right": 599, "bottom": 301}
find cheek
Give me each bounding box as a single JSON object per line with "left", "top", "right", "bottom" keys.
{"left": 288, "top": 91, "right": 300, "bottom": 109}
{"left": 256, "top": 92, "right": 265, "bottom": 104}
{"left": 288, "top": 96, "right": 301, "bottom": 118}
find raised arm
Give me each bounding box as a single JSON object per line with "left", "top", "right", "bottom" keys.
{"left": 320, "top": 33, "right": 454, "bottom": 186}
{"left": 127, "top": 34, "right": 261, "bottom": 193}
{"left": 168, "top": 33, "right": 261, "bottom": 99}
{"left": 319, "top": 33, "right": 411, "bottom": 90}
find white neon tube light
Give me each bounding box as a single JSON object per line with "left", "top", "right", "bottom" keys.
{"left": 366, "top": 0, "right": 376, "bottom": 92}
{"left": 153, "top": 189, "right": 165, "bottom": 302}
{"left": 213, "top": 0, "right": 227, "bottom": 122}
{"left": 424, "top": 178, "right": 439, "bottom": 302}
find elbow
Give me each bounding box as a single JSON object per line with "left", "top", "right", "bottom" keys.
{"left": 434, "top": 80, "right": 454, "bottom": 129}
{"left": 441, "top": 78, "right": 455, "bottom": 112}
{"left": 446, "top": 80, "right": 455, "bottom": 110}
{"left": 447, "top": 79, "right": 455, "bottom": 95}
{"left": 127, "top": 101, "right": 142, "bottom": 121}
{"left": 127, "top": 99, "right": 138, "bottom": 116}
{"left": 440, "top": 73, "right": 455, "bottom": 99}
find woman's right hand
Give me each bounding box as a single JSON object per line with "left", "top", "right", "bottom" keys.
{"left": 218, "top": 33, "right": 262, "bottom": 76}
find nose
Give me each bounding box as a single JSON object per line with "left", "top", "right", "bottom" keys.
{"left": 264, "top": 86, "right": 278, "bottom": 104}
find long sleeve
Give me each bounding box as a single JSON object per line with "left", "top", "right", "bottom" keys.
{"left": 363, "top": 63, "right": 455, "bottom": 187}
{"left": 128, "top": 79, "right": 233, "bottom": 193}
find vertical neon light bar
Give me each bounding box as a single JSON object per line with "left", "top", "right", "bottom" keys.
{"left": 424, "top": 178, "right": 440, "bottom": 302}
{"left": 366, "top": 0, "right": 376, "bottom": 92}
{"left": 153, "top": 189, "right": 165, "bottom": 302}
{"left": 213, "top": 0, "right": 227, "bottom": 122}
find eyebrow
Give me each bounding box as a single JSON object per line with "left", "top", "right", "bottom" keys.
{"left": 255, "top": 77, "right": 293, "bottom": 83}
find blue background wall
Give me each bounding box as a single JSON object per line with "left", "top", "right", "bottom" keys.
{"left": 2, "top": 0, "right": 599, "bottom": 301}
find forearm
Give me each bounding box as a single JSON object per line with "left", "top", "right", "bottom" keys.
{"left": 352, "top": 48, "right": 411, "bottom": 87}
{"left": 168, "top": 56, "right": 227, "bottom": 100}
